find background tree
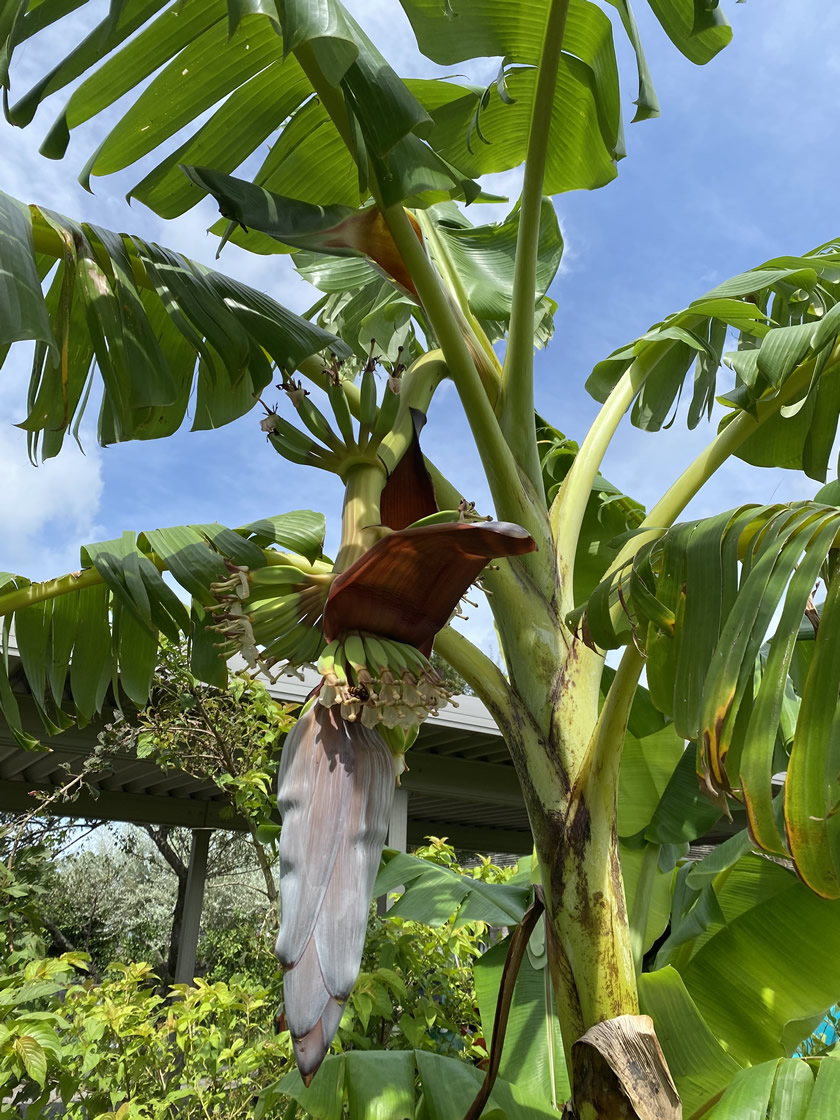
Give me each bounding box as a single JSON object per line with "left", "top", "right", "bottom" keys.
{"left": 1, "top": 1, "right": 840, "bottom": 1116}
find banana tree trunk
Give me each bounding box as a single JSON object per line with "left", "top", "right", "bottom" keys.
{"left": 494, "top": 691, "right": 637, "bottom": 1038}
{"left": 477, "top": 582, "right": 675, "bottom": 1117}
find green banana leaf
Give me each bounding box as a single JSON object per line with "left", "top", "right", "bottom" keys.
{"left": 2, "top": 0, "right": 735, "bottom": 215}
{"left": 474, "top": 928, "right": 571, "bottom": 1108}
{"left": 374, "top": 849, "right": 531, "bottom": 927}
{"left": 0, "top": 511, "right": 326, "bottom": 744}
{"left": 0, "top": 189, "right": 348, "bottom": 460}
{"left": 257, "top": 1049, "right": 561, "bottom": 1120}
{"left": 575, "top": 498, "right": 840, "bottom": 894}
{"left": 662, "top": 854, "right": 840, "bottom": 1069}
{"left": 587, "top": 245, "right": 840, "bottom": 482}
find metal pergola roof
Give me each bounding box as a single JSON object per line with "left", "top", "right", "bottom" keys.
{"left": 0, "top": 657, "right": 533, "bottom": 855}
{"left": 0, "top": 646, "right": 745, "bottom": 983}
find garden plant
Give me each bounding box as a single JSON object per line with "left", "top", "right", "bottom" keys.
{"left": 2, "top": 0, "right": 840, "bottom": 1117}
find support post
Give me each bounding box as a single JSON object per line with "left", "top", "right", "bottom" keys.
{"left": 378, "top": 788, "right": 409, "bottom": 914}
{"left": 174, "top": 829, "right": 210, "bottom": 985}
{"left": 388, "top": 787, "right": 409, "bottom": 852}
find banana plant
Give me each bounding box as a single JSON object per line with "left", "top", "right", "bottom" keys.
{"left": 1, "top": 1, "right": 839, "bottom": 1116}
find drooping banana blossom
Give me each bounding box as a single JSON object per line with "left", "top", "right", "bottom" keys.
{"left": 275, "top": 518, "right": 536, "bottom": 1083}
{"left": 275, "top": 701, "right": 395, "bottom": 1084}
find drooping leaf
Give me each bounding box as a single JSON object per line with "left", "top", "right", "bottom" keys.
{"left": 587, "top": 247, "right": 840, "bottom": 479}
{"left": 428, "top": 198, "right": 563, "bottom": 322}
{"left": 475, "top": 929, "right": 570, "bottom": 1108}
{"left": 574, "top": 500, "right": 840, "bottom": 889}
{"left": 400, "top": 0, "right": 624, "bottom": 193}
{"left": 237, "top": 511, "right": 327, "bottom": 562}
{"left": 0, "top": 511, "right": 328, "bottom": 729}
{"left": 644, "top": 0, "right": 732, "bottom": 65}
{"left": 0, "top": 190, "right": 347, "bottom": 458}
{"left": 5, "top": 0, "right": 464, "bottom": 212}
{"left": 129, "top": 55, "right": 312, "bottom": 219}
{"left": 258, "top": 1050, "right": 558, "bottom": 1120}
{"left": 675, "top": 855, "right": 840, "bottom": 1067}
{"left": 638, "top": 966, "right": 742, "bottom": 1119}
{"left": 374, "top": 848, "right": 530, "bottom": 927}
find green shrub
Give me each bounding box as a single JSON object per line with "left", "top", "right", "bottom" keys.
{"left": 0, "top": 838, "right": 517, "bottom": 1116}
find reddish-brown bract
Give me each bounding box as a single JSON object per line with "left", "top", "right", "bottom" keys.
{"left": 326, "top": 207, "right": 424, "bottom": 297}
{"left": 323, "top": 521, "right": 537, "bottom": 651}
{"left": 379, "top": 408, "right": 438, "bottom": 531}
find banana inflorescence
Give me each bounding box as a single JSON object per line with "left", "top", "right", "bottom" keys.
{"left": 316, "top": 631, "right": 455, "bottom": 730}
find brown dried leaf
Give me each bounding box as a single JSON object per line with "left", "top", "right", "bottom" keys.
{"left": 571, "top": 1014, "right": 681, "bottom": 1120}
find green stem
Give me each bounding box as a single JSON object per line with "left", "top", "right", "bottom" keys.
{"left": 383, "top": 204, "right": 552, "bottom": 564}
{"left": 0, "top": 567, "right": 105, "bottom": 616}
{"left": 550, "top": 356, "right": 652, "bottom": 614}
{"left": 414, "top": 209, "right": 502, "bottom": 382}
{"left": 500, "top": 0, "right": 572, "bottom": 496}
{"left": 589, "top": 645, "right": 643, "bottom": 782}
{"left": 296, "top": 355, "right": 361, "bottom": 414}
{"left": 333, "top": 462, "right": 388, "bottom": 573}
{"left": 604, "top": 355, "right": 827, "bottom": 583}
{"left": 433, "top": 625, "right": 514, "bottom": 725}
{"left": 292, "top": 40, "right": 554, "bottom": 585}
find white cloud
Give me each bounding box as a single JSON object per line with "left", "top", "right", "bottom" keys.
{"left": 0, "top": 420, "right": 104, "bottom": 578}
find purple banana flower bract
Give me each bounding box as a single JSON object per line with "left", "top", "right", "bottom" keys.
{"left": 275, "top": 701, "right": 395, "bottom": 1083}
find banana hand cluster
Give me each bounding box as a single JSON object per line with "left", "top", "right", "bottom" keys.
{"left": 265, "top": 357, "right": 402, "bottom": 476}
{"left": 208, "top": 561, "right": 330, "bottom": 674}
{"left": 316, "top": 632, "right": 454, "bottom": 729}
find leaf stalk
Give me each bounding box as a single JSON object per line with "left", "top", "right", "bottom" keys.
{"left": 550, "top": 356, "right": 653, "bottom": 614}
{"left": 604, "top": 352, "right": 837, "bottom": 584}
{"left": 0, "top": 550, "right": 329, "bottom": 619}
{"left": 383, "top": 203, "right": 553, "bottom": 570}
{"left": 500, "top": 0, "right": 572, "bottom": 495}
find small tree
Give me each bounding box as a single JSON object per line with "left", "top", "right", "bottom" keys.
{"left": 2, "top": 2, "right": 840, "bottom": 1115}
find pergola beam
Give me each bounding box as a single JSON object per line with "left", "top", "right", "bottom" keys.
{"left": 0, "top": 781, "right": 243, "bottom": 832}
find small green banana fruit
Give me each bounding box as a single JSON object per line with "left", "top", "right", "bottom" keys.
{"left": 315, "top": 630, "right": 453, "bottom": 732}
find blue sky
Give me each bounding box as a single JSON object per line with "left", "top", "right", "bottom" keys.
{"left": 1, "top": 0, "right": 838, "bottom": 654}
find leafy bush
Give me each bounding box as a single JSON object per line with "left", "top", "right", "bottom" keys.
{"left": 2, "top": 955, "right": 292, "bottom": 1120}
{"left": 0, "top": 837, "right": 516, "bottom": 1116}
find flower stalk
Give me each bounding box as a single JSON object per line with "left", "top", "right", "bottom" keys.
{"left": 333, "top": 462, "right": 389, "bottom": 574}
